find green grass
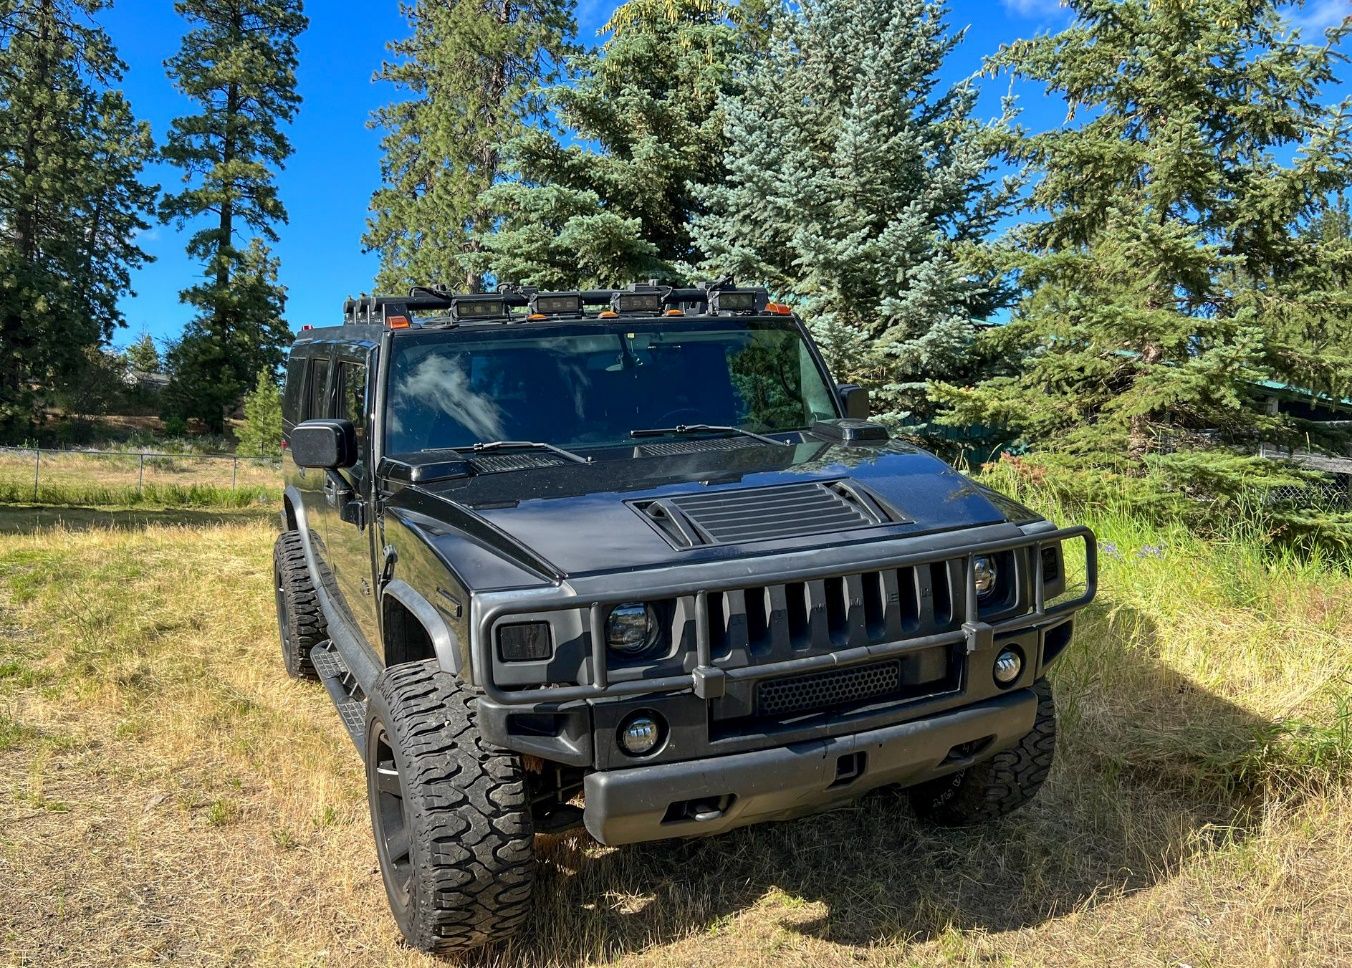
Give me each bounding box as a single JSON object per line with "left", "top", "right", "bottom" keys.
{"left": 0, "top": 500, "right": 1348, "bottom": 967}
{"left": 0, "top": 479, "right": 278, "bottom": 508}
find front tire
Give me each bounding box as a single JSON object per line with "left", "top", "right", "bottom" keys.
{"left": 365, "top": 660, "right": 536, "bottom": 955}
{"left": 908, "top": 678, "right": 1057, "bottom": 825}
{"left": 273, "top": 530, "right": 325, "bottom": 680}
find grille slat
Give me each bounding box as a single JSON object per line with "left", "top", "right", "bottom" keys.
{"left": 693, "top": 563, "right": 945, "bottom": 664}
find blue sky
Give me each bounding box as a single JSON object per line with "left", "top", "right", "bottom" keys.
{"left": 101, "top": 0, "right": 1350, "bottom": 350}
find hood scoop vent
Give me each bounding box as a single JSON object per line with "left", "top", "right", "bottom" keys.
{"left": 633, "top": 480, "right": 904, "bottom": 549}
{"left": 470, "top": 453, "right": 566, "bottom": 474}
{"left": 638, "top": 437, "right": 759, "bottom": 457}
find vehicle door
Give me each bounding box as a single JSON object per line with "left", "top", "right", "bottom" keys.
{"left": 325, "top": 352, "right": 382, "bottom": 652}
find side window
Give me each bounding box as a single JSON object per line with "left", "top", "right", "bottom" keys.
{"left": 282, "top": 354, "right": 306, "bottom": 425}
{"left": 305, "top": 356, "right": 332, "bottom": 421}
{"left": 337, "top": 360, "right": 369, "bottom": 455}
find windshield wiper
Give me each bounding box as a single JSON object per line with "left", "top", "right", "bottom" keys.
{"left": 466, "top": 440, "right": 592, "bottom": 464}
{"left": 629, "top": 424, "right": 793, "bottom": 448}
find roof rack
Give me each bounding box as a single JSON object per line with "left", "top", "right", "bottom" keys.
{"left": 340, "top": 281, "right": 787, "bottom": 327}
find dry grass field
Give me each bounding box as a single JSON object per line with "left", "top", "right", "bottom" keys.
{"left": 0, "top": 449, "right": 279, "bottom": 507}
{"left": 1, "top": 502, "right": 1349, "bottom": 967}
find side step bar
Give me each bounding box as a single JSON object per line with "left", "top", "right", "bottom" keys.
{"left": 311, "top": 640, "right": 367, "bottom": 750}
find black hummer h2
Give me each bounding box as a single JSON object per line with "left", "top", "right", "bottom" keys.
{"left": 273, "top": 283, "right": 1097, "bottom": 955}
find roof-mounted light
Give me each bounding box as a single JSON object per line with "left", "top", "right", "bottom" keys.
{"left": 765, "top": 302, "right": 794, "bottom": 316}
{"left": 708, "top": 289, "right": 764, "bottom": 315}
{"left": 612, "top": 288, "right": 664, "bottom": 316}
{"left": 529, "top": 292, "right": 584, "bottom": 317}
{"left": 451, "top": 295, "right": 507, "bottom": 322}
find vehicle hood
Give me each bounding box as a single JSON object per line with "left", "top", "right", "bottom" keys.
{"left": 392, "top": 440, "right": 1039, "bottom": 584}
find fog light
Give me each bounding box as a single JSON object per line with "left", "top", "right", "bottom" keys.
{"left": 617, "top": 711, "right": 664, "bottom": 757}
{"left": 993, "top": 647, "right": 1023, "bottom": 686}
{"left": 973, "top": 555, "right": 998, "bottom": 598}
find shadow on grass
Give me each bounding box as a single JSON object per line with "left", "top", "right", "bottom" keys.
{"left": 477, "top": 602, "right": 1282, "bottom": 966}
{"left": 0, "top": 504, "right": 274, "bottom": 535}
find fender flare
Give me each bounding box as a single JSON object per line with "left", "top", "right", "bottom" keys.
{"left": 381, "top": 579, "right": 464, "bottom": 676}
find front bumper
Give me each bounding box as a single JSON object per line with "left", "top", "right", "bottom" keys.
{"left": 583, "top": 687, "right": 1039, "bottom": 845}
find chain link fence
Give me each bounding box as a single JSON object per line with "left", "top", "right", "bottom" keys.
{"left": 0, "top": 445, "right": 283, "bottom": 506}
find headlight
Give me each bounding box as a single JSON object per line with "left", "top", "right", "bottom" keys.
{"left": 973, "top": 556, "right": 998, "bottom": 598}
{"left": 606, "top": 603, "right": 661, "bottom": 656}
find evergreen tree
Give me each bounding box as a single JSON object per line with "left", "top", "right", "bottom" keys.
{"left": 124, "top": 332, "right": 160, "bottom": 373}
{"left": 475, "top": 0, "right": 771, "bottom": 287}
{"left": 365, "top": 0, "right": 576, "bottom": 293}
{"left": 163, "top": 240, "right": 289, "bottom": 430}
{"left": 1250, "top": 196, "right": 1352, "bottom": 399}
{"left": 0, "top": 0, "right": 156, "bottom": 438}
{"left": 932, "top": 0, "right": 1352, "bottom": 489}
{"left": 236, "top": 366, "right": 282, "bottom": 456}
{"left": 691, "top": 0, "right": 1017, "bottom": 434}
{"left": 161, "top": 0, "right": 306, "bottom": 433}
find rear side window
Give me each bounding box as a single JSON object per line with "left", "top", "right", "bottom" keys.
{"left": 305, "top": 356, "right": 332, "bottom": 420}
{"left": 282, "top": 354, "right": 306, "bottom": 424}
{"left": 337, "top": 360, "right": 369, "bottom": 450}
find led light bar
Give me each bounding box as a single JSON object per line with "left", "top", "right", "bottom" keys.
{"left": 612, "top": 290, "right": 663, "bottom": 315}
{"left": 451, "top": 296, "right": 507, "bottom": 321}
{"left": 708, "top": 289, "right": 761, "bottom": 315}
{"left": 529, "top": 293, "right": 584, "bottom": 316}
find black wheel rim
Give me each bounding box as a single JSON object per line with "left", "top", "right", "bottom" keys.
{"left": 370, "top": 723, "right": 414, "bottom": 910}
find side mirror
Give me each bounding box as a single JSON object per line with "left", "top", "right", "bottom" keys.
{"left": 837, "top": 384, "right": 870, "bottom": 420}
{"left": 290, "top": 419, "right": 357, "bottom": 469}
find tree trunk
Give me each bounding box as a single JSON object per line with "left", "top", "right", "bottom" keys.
{"left": 1127, "top": 340, "right": 1164, "bottom": 467}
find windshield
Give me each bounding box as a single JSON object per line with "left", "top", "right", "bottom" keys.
{"left": 383, "top": 318, "right": 838, "bottom": 455}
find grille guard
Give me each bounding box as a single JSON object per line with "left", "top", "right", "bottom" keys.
{"left": 476, "top": 525, "right": 1097, "bottom": 706}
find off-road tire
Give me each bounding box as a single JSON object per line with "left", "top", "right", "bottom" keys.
{"left": 273, "top": 530, "right": 325, "bottom": 680}
{"left": 364, "top": 660, "right": 535, "bottom": 955}
{"left": 908, "top": 678, "right": 1057, "bottom": 825}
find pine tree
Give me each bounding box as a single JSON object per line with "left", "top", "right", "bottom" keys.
{"left": 124, "top": 332, "right": 160, "bottom": 373}
{"left": 0, "top": 0, "right": 156, "bottom": 438}
{"left": 1250, "top": 196, "right": 1352, "bottom": 400}
{"left": 932, "top": 0, "right": 1352, "bottom": 491}
{"left": 163, "top": 240, "right": 289, "bottom": 430}
{"left": 236, "top": 366, "right": 282, "bottom": 457}
{"left": 365, "top": 0, "right": 576, "bottom": 294}
{"left": 161, "top": 0, "right": 306, "bottom": 432}
{"left": 474, "top": 0, "right": 772, "bottom": 287}
{"left": 691, "top": 0, "right": 1017, "bottom": 435}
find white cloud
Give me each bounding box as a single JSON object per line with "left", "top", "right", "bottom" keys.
{"left": 999, "top": 0, "right": 1066, "bottom": 19}
{"left": 1288, "top": 0, "right": 1351, "bottom": 36}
